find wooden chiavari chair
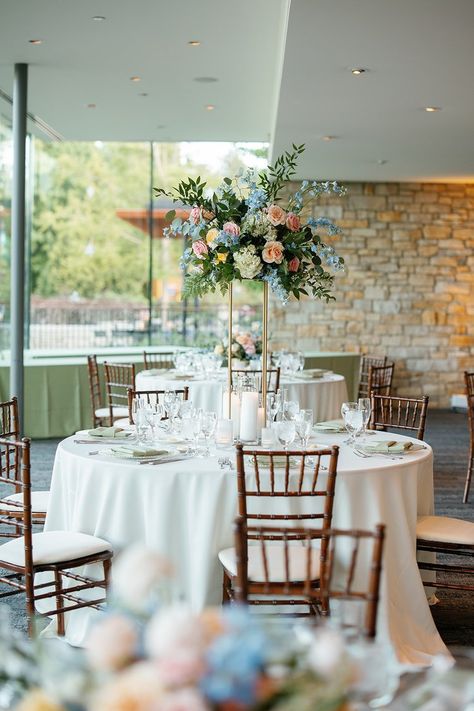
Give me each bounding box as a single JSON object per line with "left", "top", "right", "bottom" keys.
{"left": 0, "top": 398, "right": 48, "bottom": 524}
{"left": 417, "top": 517, "right": 474, "bottom": 594}
{"left": 234, "top": 521, "right": 385, "bottom": 637}
{"left": 369, "top": 394, "right": 429, "bottom": 441}
{"left": 143, "top": 351, "right": 175, "bottom": 370}
{"left": 367, "top": 362, "right": 394, "bottom": 398}
{"left": 0, "top": 437, "right": 113, "bottom": 636}
{"left": 87, "top": 355, "right": 112, "bottom": 428}
{"left": 103, "top": 361, "right": 135, "bottom": 427}
{"left": 463, "top": 371, "right": 474, "bottom": 503}
{"left": 231, "top": 367, "right": 281, "bottom": 394}
{"left": 127, "top": 387, "right": 189, "bottom": 425}
{"left": 219, "top": 443, "right": 339, "bottom": 606}
{"left": 358, "top": 355, "right": 387, "bottom": 399}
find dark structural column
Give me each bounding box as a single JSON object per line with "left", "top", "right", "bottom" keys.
{"left": 10, "top": 63, "right": 28, "bottom": 432}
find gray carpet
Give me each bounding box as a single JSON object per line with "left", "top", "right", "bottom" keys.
{"left": 1, "top": 409, "right": 473, "bottom": 648}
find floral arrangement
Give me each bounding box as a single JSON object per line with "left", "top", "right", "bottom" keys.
{"left": 156, "top": 145, "right": 346, "bottom": 304}
{"left": 214, "top": 330, "right": 262, "bottom": 363}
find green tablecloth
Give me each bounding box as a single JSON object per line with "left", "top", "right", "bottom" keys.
{"left": 0, "top": 349, "right": 360, "bottom": 439}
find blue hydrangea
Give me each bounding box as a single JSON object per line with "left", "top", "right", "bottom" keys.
{"left": 215, "top": 230, "right": 240, "bottom": 248}
{"left": 245, "top": 188, "right": 267, "bottom": 211}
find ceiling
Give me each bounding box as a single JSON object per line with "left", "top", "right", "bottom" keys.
{"left": 1, "top": 0, "right": 474, "bottom": 181}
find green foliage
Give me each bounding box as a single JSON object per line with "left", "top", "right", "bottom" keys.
{"left": 258, "top": 143, "right": 305, "bottom": 203}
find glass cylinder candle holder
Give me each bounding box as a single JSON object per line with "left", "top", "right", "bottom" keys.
{"left": 215, "top": 418, "right": 234, "bottom": 448}
{"left": 260, "top": 426, "right": 275, "bottom": 448}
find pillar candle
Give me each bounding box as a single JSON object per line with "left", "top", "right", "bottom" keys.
{"left": 257, "top": 407, "right": 265, "bottom": 438}
{"left": 240, "top": 391, "right": 258, "bottom": 441}
{"left": 222, "top": 391, "right": 240, "bottom": 438}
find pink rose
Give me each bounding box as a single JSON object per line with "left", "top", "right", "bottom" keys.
{"left": 86, "top": 614, "right": 138, "bottom": 671}
{"left": 155, "top": 648, "right": 205, "bottom": 687}
{"left": 262, "top": 240, "right": 284, "bottom": 264}
{"left": 160, "top": 688, "right": 210, "bottom": 711}
{"left": 189, "top": 206, "right": 201, "bottom": 225}
{"left": 192, "top": 240, "right": 209, "bottom": 259}
{"left": 266, "top": 204, "right": 286, "bottom": 226}
{"left": 288, "top": 256, "right": 300, "bottom": 272}
{"left": 223, "top": 221, "right": 240, "bottom": 236}
{"left": 286, "top": 212, "right": 301, "bottom": 232}
{"left": 244, "top": 343, "right": 256, "bottom": 356}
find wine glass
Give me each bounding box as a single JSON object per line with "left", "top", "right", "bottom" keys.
{"left": 358, "top": 398, "right": 372, "bottom": 440}
{"left": 341, "top": 402, "right": 364, "bottom": 446}
{"left": 283, "top": 400, "right": 299, "bottom": 420}
{"left": 277, "top": 420, "right": 296, "bottom": 451}
{"left": 201, "top": 411, "right": 217, "bottom": 456}
{"left": 266, "top": 392, "right": 282, "bottom": 424}
{"left": 295, "top": 409, "right": 313, "bottom": 448}
{"left": 163, "top": 391, "right": 178, "bottom": 428}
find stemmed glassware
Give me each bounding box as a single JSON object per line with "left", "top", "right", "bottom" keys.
{"left": 341, "top": 402, "right": 364, "bottom": 446}
{"left": 276, "top": 420, "right": 296, "bottom": 451}
{"left": 201, "top": 411, "right": 217, "bottom": 456}
{"left": 358, "top": 398, "right": 372, "bottom": 440}
{"left": 295, "top": 409, "right": 313, "bottom": 448}
{"left": 163, "top": 391, "right": 180, "bottom": 432}
{"left": 266, "top": 392, "right": 282, "bottom": 424}
{"left": 283, "top": 400, "right": 299, "bottom": 420}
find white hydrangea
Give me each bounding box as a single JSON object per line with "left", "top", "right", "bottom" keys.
{"left": 233, "top": 244, "right": 262, "bottom": 279}
{"left": 241, "top": 212, "right": 276, "bottom": 240}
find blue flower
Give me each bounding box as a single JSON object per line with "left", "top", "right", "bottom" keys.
{"left": 307, "top": 217, "right": 342, "bottom": 236}
{"left": 245, "top": 188, "right": 267, "bottom": 211}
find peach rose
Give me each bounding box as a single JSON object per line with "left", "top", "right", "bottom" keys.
{"left": 206, "top": 228, "right": 219, "bottom": 246}
{"left": 223, "top": 221, "right": 240, "bottom": 236}
{"left": 266, "top": 204, "right": 286, "bottom": 226}
{"left": 86, "top": 614, "right": 138, "bottom": 671}
{"left": 112, "top": 545, "right": 173, "bottom": 612}
{"left": 90, "top": 662, "right": 164, "bottom": 711}
{"left": 286, "top": 212, "right": 301, "bottom": 232}
{"left": 192, "top": 240, "right": 209, "bottom": 259}
{"left": 160, "top": 688, "right": 210, "bottom": 711}
{"left": 201, "top": 208, "right": 215, "bottom": 221}
{"left": 155, "top": 648, "right": 206, "bottom": 687}
{"left": 262, "top": 240, "right": 284, "bottom": 264}
{"left": 288, "top": 256, "right": 300, "bottom": 272}
{"left": 189, "top": 206, "right": 201, "bottom": 225}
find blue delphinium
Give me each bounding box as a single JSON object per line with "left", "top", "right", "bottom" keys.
{"left": 215, "top": 230, "right": 240, "bottom": 248}
{"left": 262, "top": 271, "right": 290, "bottom": 304}
{"left": 307, "top": 216, "right": 342, "bottom": 236}
{"left": 200, "top": 606, "right": 268, "bottom": 706}
{"left": 245, "top": 188, "right": 267, "bottom": 212}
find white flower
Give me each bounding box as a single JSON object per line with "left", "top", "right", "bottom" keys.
{"left": 231, "top": 343, "right": 240, "bottom": 354}
{"left": 90, "top": 661, "right": 164, "bottom": 711}
{"left": 112, "top": 544, "right": 173, "bottom": 613}
{"left": 86, "top": 614, "right": 138, "bottom": 671}
{"left": 307, "top": 628, "right": 346, "bottom": 678}
{"left": 145, "top": 604, "right": 207, "bottom": 659}
{"left": 233, "top": 244, "right": 262, "bottom": 280}
{"left": 214, "top": 344, "right": 224, "bottom": 355}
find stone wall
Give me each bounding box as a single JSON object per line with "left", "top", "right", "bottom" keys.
{"left": 270, "top": 182, "right": 474, "bottom": 408}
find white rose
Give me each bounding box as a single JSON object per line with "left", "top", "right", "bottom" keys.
{"left": 231, "top": 343, "right": 240, "bottom": 354}
{"left": 112, "top": 544, "right": 173, "bottom": 613}
{"left": 86, "top": 614, "right": 138, "bottom": 671}
{"left": 214, "top": 344, "right": 224, "bottom": 355}
{"left": 145, "top": 604, "right": 206, "bottom": 659}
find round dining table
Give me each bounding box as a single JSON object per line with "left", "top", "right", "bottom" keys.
{"left": 135, "top": 368, "right": 348, "bottom": 423}
{"left": 44, "top": 429, "right": 447, "bottom": 666}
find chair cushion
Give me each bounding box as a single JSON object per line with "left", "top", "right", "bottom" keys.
{"left": 218, "top": 543, "right": 320, "bottom": 583}
{"left": 0, "top": 531, "right": 112, "bottom": 567}
{"left": 0, "top": 491, "right": 49, "bottom": 514}
{"left": 112, "top": 417, "right": 130, "bottom": 428}
{"left": 417, "top": 515, "right": 474, "bottom": 546}
{"left": 95, "top": 406, "right": 129, "bottom": 418}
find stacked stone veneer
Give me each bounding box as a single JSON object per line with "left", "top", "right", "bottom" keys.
{"left": 270, "top": 182, "right": 474, "bottom": 408}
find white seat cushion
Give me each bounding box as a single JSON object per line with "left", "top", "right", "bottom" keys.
{"left": 218, "top": 543, "right": 321, "bottom": 583}
{"left": 0, "top": 491, "right": 49, "bottom": 514}
{"left": 95, "top": 406, "right": 129, "bottom": 418}
{"left": 417, "top": 515, "right": 474, "bottom": 546}
{"left": 113, "top": 417, "right": 130, "bottom": 428}
{"left": 0, "top": 531, "right": 112, "bottom": 567}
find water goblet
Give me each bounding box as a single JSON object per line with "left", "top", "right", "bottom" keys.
{"left": 277, "top": 420, "right": 296, "bottom": 451}
{"left": 266, "top": 392, "right": 282, "bottom": 424}
{"left": 341, "top": 402, "right": 364, "bottom": 446}
{"left": 358, "top": 397, "right": 372, "bottom": 439}
{"left": 283, "top": 400, "right": 300, "bottom": 420}
{"left": 201, "top": 411, "right": 217, "bottom": 456}
{"left": 295, "top": 409, "right": 313, "bottom": 448}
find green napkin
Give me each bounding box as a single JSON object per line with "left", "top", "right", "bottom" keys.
{"left": 109, "top": 446, "right": 169, "bottom": 458}
{"left": 293, "top": 369, "right": 329, "bottom": 380}
{"left": 314, "top": 419, "right": 346, "bottom": 433}
{"left": 87, "top": 426, "right": 129, "bottom": 439}
{"left": 360, "top": 440, "right": 414, "bottom": 454}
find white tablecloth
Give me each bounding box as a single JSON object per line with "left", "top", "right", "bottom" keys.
{"left": 136, "top": 369, "right": 348, "bottom": 423}
{"left": 45, "top": 432, "right": 447, "bottom": 665}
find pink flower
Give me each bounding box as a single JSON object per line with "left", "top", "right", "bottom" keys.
{"left": 266, "top": 204, "right": 286, "bottom": 226}
{"left": 262, "top": 240, "right": 284, "bottom": 264}
{"left": 244, "top": 343, "right": 256, "bottom": 356}
{"left": 86, "top": 614, "right": 138, "bottom": 671}
{"left": 223, "top": 221, "right": 240, "bottom": 236}
{"left": 155, "top": 648, "right": 205, "bottom": 687}
{"left": 286, "top": 212, "right": 301, "bottom": 232}
{"left": 145, "top": 604, "right": 207, "bottom": 659}
{"left": 189, "top": 206, "right": 201, "bottom": 225}
{"left": 159, "top": 688, "right": 210, "bottom": 711}
{"left": 288, "top": 256, "right": 300, "bottom": 272}
{"left": 90, "top": 661, "right": 164, "bottom": 711}
{"left": 192, "top": 240, "right": 209, "bottom": 259}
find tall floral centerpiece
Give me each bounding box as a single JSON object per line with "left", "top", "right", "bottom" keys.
{"left": 156, "top": 144, "right": 346, "bottom": 420}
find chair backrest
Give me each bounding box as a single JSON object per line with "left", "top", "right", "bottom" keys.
{"left": 127, "top": 387, "right": 189, "bottom": 424}
{"left": 358, "top": 355, "right": 387, "bottom": 398}
{"left": 465, "top": 372, "right": 474, "bottom": 431}
{"left": 0, "top": 397, "right": 20, "bottom": 439}
{"left": 0, "top": 437, "right": 32, "bottom": 554}
{"left": 367, "top": 362, "right": 394, "bottom": 398}
{"left": 234, "top": 521, "right": 385, "bottom": 638}
{"left": 103, "top": 362, "right": 136, "bottom": 422}
{"left": 231, "top": 368, "right": 280, "bottom": 394}
{"left": 143, "top": 351, "right": 175, "bottom": 370}
{"left": 236, "top": 443, "right": 339, "bottom": 527}
{"left": 370, "top": 394, "right": 429, "bottom": 441}
{"left": 87, "top": 355, "right": 102, "bottom": 420}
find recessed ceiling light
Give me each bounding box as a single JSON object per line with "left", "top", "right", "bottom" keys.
{"left": 424, "top": 106, "right": 441, "bottom": 112}
{"left": 322, "top": 135, "right": 337, "bottom": 141}
{"left": 29, "top": 39, "right": 43, "bottom": 45}
{"left": 130, "top": 76, "right": 141, "bottom": 82}
{"left": 86, "top": 103, "right": 96, "bottom": 109}
{"left": 351, "top": 68, "right": 366, "bottom": 75}
{"left": 377, "top": 159, "right": 388, "bottom": 165}
{"left": 157, "top": 124, "right": 166, "bottom": 129}
{"left": 188, "top": 40, "right": 201, "bottom": 46}
{"left": 194, "top": 76, "right": 218, "bottom": 84}
{"left": 92, "top": 15, "right": 106, "bottom": 21}
{"left": 139, "top": 92, "right": 148, "bottom": 97}
{"left": 205, "top": 104, "right": 215, "bottom": 111}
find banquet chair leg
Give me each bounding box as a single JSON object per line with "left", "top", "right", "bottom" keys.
{"left": 463, "top": 449, "right": 473, "bottom": 503}
{"left": 103, "top": 557, "right": 112, "bottom": 597}
{"left": 222, "top": 571, "right": 232, "bottom": 604}
{"left": 54, "top": 570, "right": 65, "bottom": 636}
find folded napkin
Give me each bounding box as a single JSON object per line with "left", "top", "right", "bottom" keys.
{"left": 87, "top": 426, "right": 130, "bottom": 439}
{"left": 109, "top": 446, "right": 169, "bottom": 459}
{"left": 293, "top": 369, "right": 331, "bottom": 380}
{"left": 314, "top": 419, "right": 346, "bottom": 433}
{"left": 171, "top": 374, "right": 193, "bottom": 381}
{"left": 359, "top": 440, "right": 417, "bottom": 454}
{"left": 141, "top": 368, "right": 168, "bottom": 377}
